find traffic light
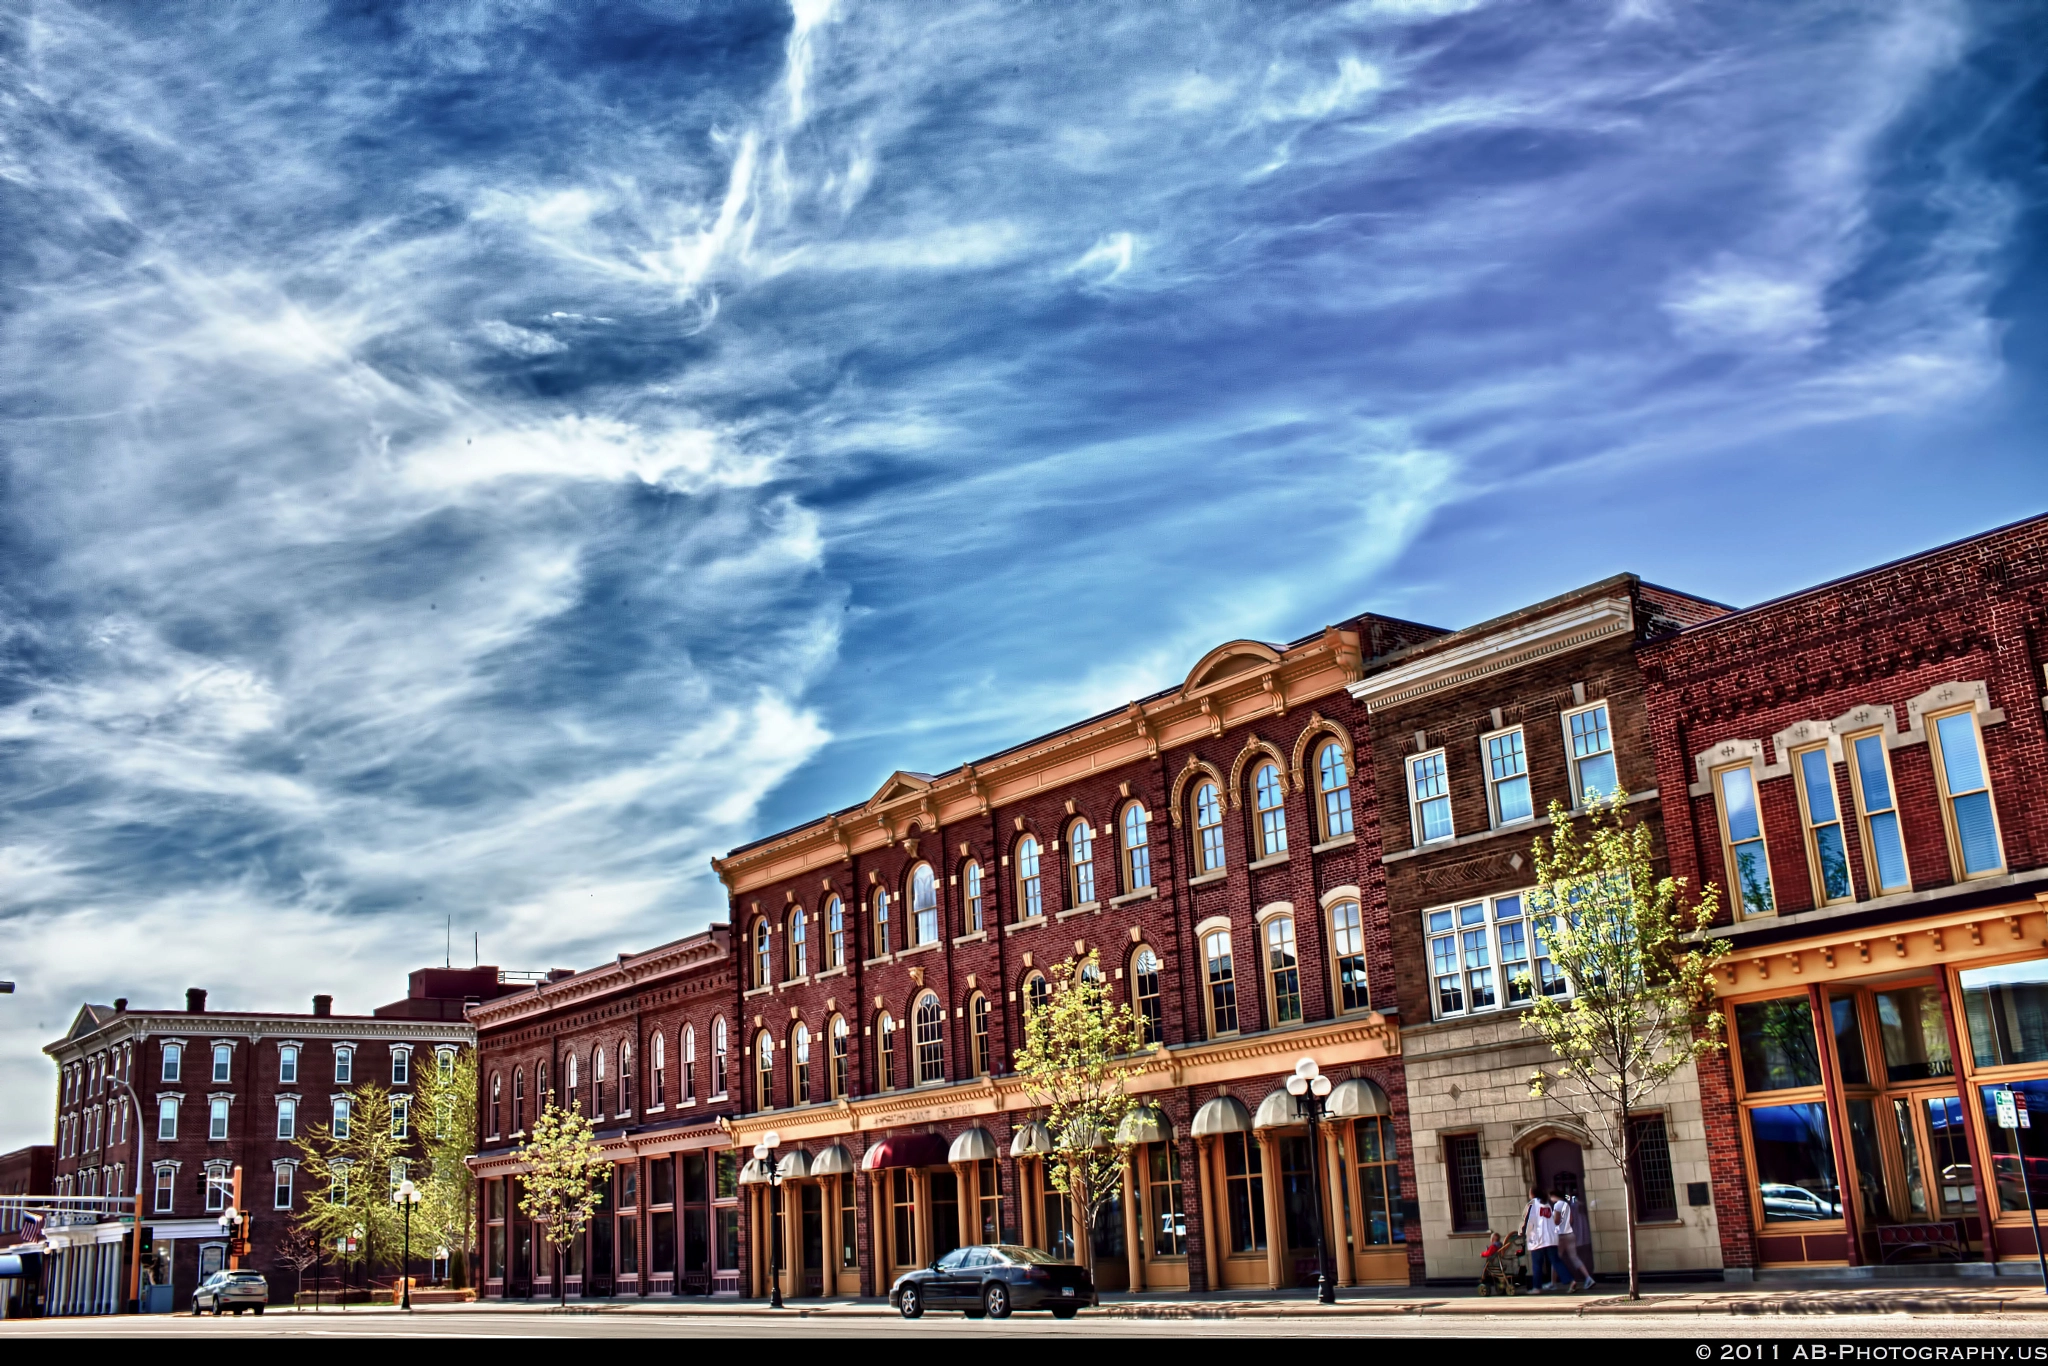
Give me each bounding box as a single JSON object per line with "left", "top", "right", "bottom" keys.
{"left": 139, "top": 1227, "right": 154, "bottom": 1258}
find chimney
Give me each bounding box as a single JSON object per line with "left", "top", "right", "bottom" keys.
{"left": 113, "top": 998, "right": 128, "bottom": 1012}
{"left": 312, "top": 994, "right": 333, "bottom": 1018}
{"left": 186, "top": 988, "right": 207, "bottom": 1014}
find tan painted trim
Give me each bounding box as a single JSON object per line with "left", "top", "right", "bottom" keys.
{"left": 1170, "top": 754, "right": 1228, "bottom": 831}
{"left": 1710, "top": 894, "right": 2048, "bottom": 997}
{"left": 1228, "top": 734, "right": 1290, "bottom": 809}
{"left": 1320, "top": 883, "right": 1362, "bottom": 910}
{"left": 1289, "top": 713, "right": 1354, "bottom": 791}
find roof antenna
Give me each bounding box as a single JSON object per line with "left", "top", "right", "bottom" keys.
{"left": 474, "top": 931, "right": 479, "bottom": 968}
{"left": 446, "top": 915, "right": 451, "bottom": 970}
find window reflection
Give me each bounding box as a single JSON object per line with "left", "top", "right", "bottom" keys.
{"left": 1747, "top": 1103, "right": 1840, "bottom": 1222}
{"left": 1981, "top": 1080, "right": 2048, "bottom": 1216}
{"left": 1736, "top": 997, "right": 1820, "bottom": 1093}
{"left": 1875, "top": 988, "right": 1953, "bottom": 1083}
{"left": 1960, "top": 958, "right": 2048, "bottom": 1070}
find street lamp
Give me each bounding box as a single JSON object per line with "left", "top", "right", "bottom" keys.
{"left": 394, "top": 1179, "right": 422, "bottom": 1311}
{"left": 218, "top": 1205, "right": 243, "bottom": 1275}
{"left": 753, "top": 1131, "right": 784, "bottom": 1310}
{"left": 1285, "top": 1056, "right": 1337, "bottom": 1305}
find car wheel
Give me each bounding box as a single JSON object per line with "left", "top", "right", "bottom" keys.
{"left": 1051, "top": 1305, "right": 1078, "bottom": 1320}
{"left": 254, "top": 1305, "right": 265, "bottom": 1316}
{"left": 899, "top": 1285, "right": 923, "bottom": 1319}
{"left": 213, "top": 1302, "right": 223, "bottom": 1316}
{"left": 192, "top": 1302, "right": 204, "bottom": 1316}
{"left": 983, "top": 1283, "right": 1010, "bottom": 1320}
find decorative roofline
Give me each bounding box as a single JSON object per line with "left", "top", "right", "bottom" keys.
{"left": 1348, "top": 597, "right": 1633, "bottom": 714}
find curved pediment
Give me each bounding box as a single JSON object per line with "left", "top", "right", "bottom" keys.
{"left": 1181, "top": 640, "right": 1283, "bottom": 696}
{"left": 865, "top": 770, "right": 936, "bottom": 811}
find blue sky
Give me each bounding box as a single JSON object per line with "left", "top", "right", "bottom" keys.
{"left": 1, "top": 0, "right": 2043, "bottom": 1146}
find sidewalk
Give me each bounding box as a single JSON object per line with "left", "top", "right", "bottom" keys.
{"left": 292, "top": 1282, "right": 2048, "bottom": 1320}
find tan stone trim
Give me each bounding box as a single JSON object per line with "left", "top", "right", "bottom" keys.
{"left": 1227, "top": 734, "right": 1289, "bottom": 808}
{"left": 1289, "top": 713, "right": 1354, "bottom": 791}
{"left": 1347, "top": 597, "right": 1632, "bottom": 714}
{"left": 1709, "top": 894, "right": 2048, "bottom": 996}
{"left": 1168, "top": 754, "right": 1227, "bottom": 830}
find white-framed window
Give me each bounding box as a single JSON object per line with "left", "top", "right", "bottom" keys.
{"left": 1316, "top": 739, "right": 1353, "bottom": 841}
{"left": 1484, "top": 726, "right": 1533, "bottom": 827}
{"left": 872, "top": 889, "right": 892, "bottom": 954}
{"left": 711, "top": 1017, "right": 728, "bottom": 1099}
{"left": 682, "top": 1025, "right": 697, "bottom": 1103}
{"left": 830, "top": 1014, "right": 850, "bottom": 1098}
{"left": 790, "top": 1022, "right": 810, "bottom": 1103}
{"left": 1929, "top": 707, "right": 2004, "bottom": 879}
{"left": 1409, "top": 749, "right": 1452, "bottom": 844}
{"left": 437, "top": 1047, "right": 456, "bottom": 1080}
{"left": 963, "top": 862, "right": 984, "bottom": 933}
{"left": 279, "top": 1045, "right": 298, "bottom": 1084}
{"left": 914, "top": 993, "right": 945, "bottom": 1085}
{"left": 788, "top": 906, "right": 808, "bottom": 977}
{"left": 274, "top": 1164, "right": 294, "bottom": 1210}
{"left": 877, "top": 1012, "right": 898, "bottom": 1091}
{"left": 1425, "top": 891, "right": 1562, "bottom": 1021}
{"left": 1714, "top": 761, "right": 1775, "bottom": 917}
{"left": 1202, "top": 929, "right": 1238, "bottom": 1036}
{"left": 208, "top": 1097, "right": 229, "bottom": 1141}
{"left": 1193, "top": 781, "right": 1225, "bottom": 872}
{"left": 335, "top": 1047, "right": 354, "bottom": 1084}
{"left": 617, "top": 1041, "right": 632, "bottom": 1115}
{"left": 162, "top": 1043, "right": 181, "bottom": 1083}
{"left": 212, "top": 1044, "right": 232, "bottom": 1084}
{"left": 826, "top": 895, "right": 845, "bottom": 968}
{"left": 756, "top": 1030, "right": 776, "bottom": 1111}
{"left": 753, "top": 917, "right": 772, "bottom": 988}
{"left": 1842, "top": 732, "right": 1909, "bottom": 895}
{"left": 1330, "top": 898, "right": 1369, "bottom": 1014}
{"left": 1069, "top": 821, "right": 1096, "bottom": 905}
{"left": 154, "top": 1165, "right": 175, "bottom": 1214}
{"left": 333, "top": 1097, "right": 351, "bottom": 1141}
{"left": 489, "top": 1074, "right": 501, "bottom": 1139}
{"left": 205, "top": 1165, "right": 229, "bottom": 1212}
{"left": 391, "top": 1049, "right": 410, "bottom": 1087}
{"left": 158, "top": 1098, "right": 178, "bottom": 1142}
{"left": 276, "top": 1098, "right": 297, "bottom": 1140}
{"left": 1264, "top": 913, "right": 1302, "bottom": 1026}
{"left": 652, "top": 1032, "right": 666, "bottom": 1108}
{"left": 387, "top": 1095, "right": 406, "bottom": 1137}
{"left": 1791, "top": 745, "right": 1853, "bottom": 907}
{"left": 1121, "top": 805, "right": 1151, "bottom": 891}
{"left": 1017, "top": 837, "right": 1043, "bottom": 919}
{"left": 911, "top": 863, "right": 939, "bottom": 945}
{"left": 1564, "top": 701, "right": 1617, "bottom": 804}
{"left": 1252, "top": 762, "right": 1287, "bottom": 857}
{"left": 1132, "top": 947, "right": 1163, "bottom": 1045}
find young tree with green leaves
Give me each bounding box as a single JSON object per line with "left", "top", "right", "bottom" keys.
{"left": 1521, "top": 789, "right": 1730, "bottom": 1300}
{"left": 1012, "top": 950, "right": 1153, "bottom": 1270}
{"left": 293, "top": 1082, "right": 409, "bottom": 1295}
{"left": 414, "top": 1047, "right": 479, "bottom": 1288}
{"left": 513, "top": 1099, "right": 608, "bottom": 1309}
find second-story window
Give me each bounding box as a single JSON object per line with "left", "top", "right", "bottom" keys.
{"left": 1194, "top": 781, "right": 1225, "bottom": 872}
{"left": 1204, "top": 929, "right": 1238, "bottom": 1036}
{"left": 1566, "top": 702, "right": 1616, "bottom": 804}
{"left": 1844, "top": 732, "right": 1909, "bottom": 895}
{"left": 1069, "top": 821, "right": 1096, "bottom": 905}
{"left": 969, "top": 994, "right": 992, "bottom": 1074}
{"left": 753, "top": 918, "right": 772, "bottom": 988}
{"left": 1485, "top": 727, "right": 1532, "bottom": 826}
{"left": 1122, "top": 805, "right": 1151, "bottom": 891}
{"left": 829, "top": 1015, "right": 849, "bottom": 1099}
{"left": 914, "top": 994, "right": 945, "bottom": 1085}
{"left": 279, "top": 1046, "right": 298, "bottom": 1084}
{"left": 788, "top": 908, "right": 807, "bottom": 978}
{"left": 792, "top": 1023, "right": 811, "bottom": 1103}
{"left": 335, "top": 1047, "right": 353, "bottom": 1085}
{"left": 212, "top": 1045, "right": 231, "bottom": 1084}
{"left": 158, "top": 1098, "right": 177, "bottom": 1142}
{"left": 277, "top": 1098, "right": 296, "bottom": 1140}
{"left": 1253, "top": 762, "right": 1287, "bottom": 858}
{"left": 1265, "top": 914, "right": 1302, "bottom": 1026}
{"left": 209, "top": 1097, "right": 229, "bottom": 1141}
{"left": 392, "top": 1049, "right": 409, "bottom": 1087}
{"left": 1017, "top": 837, "right": 1043, "bottom": 919}
{"left": 963, "top": 862, "right": 984, "bottom": 933}
{"left": 162, "top": 1043, "right": 181, "bottom": 1084}
{"left": 1792, "top": 746, "right": 1853, "bottom": 906}
{"left": 652, "top": 1033, "right": 666, "bottom": 1107}
{"left": 682, "top": 1026, "right": 696, "bottom": 1103}
{"left": 1930, "top": 708, "right": 2003, "bottom": 879}
{"left": 756, "top": 1031, "right": 775, "bottom": 1111}
{"left": 1427, "top": 892, "right": 1560, "bottom": 1020}
{"left": 1409, "top": 750, "right": 1452, "bottom": 844}
{"left": 1132, "top": 946, "right": 1162, "bottom": 1044}
{"left": 1714, "top": 762, "right": 1775, "bottom": 916}
{"left": 1330, "top": 899, "right": 1369, "bottom": 1013}
{"left": 911, "top": 863, "right": 939, "bottom": 945}
{"left": 877, "top": 1013, "right": 897, "bottom": 1091}
{"left": 712, "top": 1018, "right": 728, "bottom": 1098}
{"left": 826, "top": 895, "right": 845, "bottom": 968}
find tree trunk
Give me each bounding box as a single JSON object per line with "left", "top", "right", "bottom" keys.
{"left": 1618, "top": 1105, "right": 1640, "bottom": 1301}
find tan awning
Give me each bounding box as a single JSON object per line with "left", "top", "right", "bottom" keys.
{"left": 1190, "top": 1094, "right": 1252, "bottom": 1137}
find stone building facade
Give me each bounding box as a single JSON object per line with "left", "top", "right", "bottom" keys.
{"left": 1349, "top": 576, "right": 1732, "bottom": 1281}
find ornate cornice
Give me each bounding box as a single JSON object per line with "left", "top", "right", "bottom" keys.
{"left": 1349, "top": 598, "right": 1633, "bottom": 715}
{"left": 467, "top": 929, "right": 731, "bottom": 1030}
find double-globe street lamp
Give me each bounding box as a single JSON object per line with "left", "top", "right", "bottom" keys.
{"left": 1286, "top": 1056, "right": 1337, "bottom": 1306}
{"left": 394, "top": 1178, "right": 422, "bottom": 1311}
{"left": 752, "top": 1131, "right": 785, "bottom": 1310}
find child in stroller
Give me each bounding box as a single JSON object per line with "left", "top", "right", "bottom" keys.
{"left": 1478, "top": 1229, "right": 1525, "bottom": 1296}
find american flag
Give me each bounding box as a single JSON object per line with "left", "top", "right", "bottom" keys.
{"left": 19, "top": 1211, "right": 43, "bottom": 1244}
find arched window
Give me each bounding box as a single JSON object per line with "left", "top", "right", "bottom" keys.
{"left": 1203, "top": 929, "right": 1238, "bottom": 1036}
{"left": 1193, "top": 781, "right": 1225, "bottom": 872}
{"left": 652, "top": 1033, "right": 666, "bottom": 1107}
{"left": 490, "top": 1074, "right": 501, "bottom": 1138}
{"left": 1069, "top": 821, "right": 1096, "bottom": 905}
{"left": 914, "top": 994, "right": 945, "bottom": 1085}
{"left": 567, "top": 1053, "right": 580, "bottom": 1106}
{"left": 1132, "top": 946, "right": 1163, "bottom": 1045}
{"left": 910, "top": 863, "right": 939, "bottom": 946}
{"left": 788, "top": 907, "right": 808, "bottom": 979}
{"left": 829, "top": 1015, "right": 849, "bottom": 1099}
{"left": 1253, "top": 761, "right": 1287, "bottom": 858}
{"left": 1122, "top": 804, "right": 1151, "bottom": 891}
{"left": 752, "top": 918, "right": 772, "bottom": 989}
{"left": 1023, "top": 971, "right": 1049, "bottom": 1016}
{"left": 591, "top": 1048, "right": 606, "bottom": 1117}
{"left": 877, "top": 1013, "right": 898, "bottom": 1091}
{"left": 513, "top": 1067, "right": 526, "bottom": 1133}
{"left": 537, "top": 1061, "right": 549, "bottom": 1105}
{"left": 792, "top": 1023, "right": 811, "bottom": 1105}
{"left": 618, "top": 1041, "right": 633, "bottom": 1114}
{"left": 1265, "top": 914, "right": 1302, "bottom": 1025}
{"left": 682, "top": 1025, "right": 697, "bottom": 1102}
{"left": 212, "top": 1044, "right": 232, "bottom": 1083}
{"left": 1329, "top": 899, "right": 1369, "bottom": 1013}
{"left": 1316, "top": 739, "right": 1353, "bottom": 841}
{"left": 826, "top": 896, "right": 845, "bottom": 969}
{"left": 962, "top": 862, "right": 984, "bottom": 933}
{"left": 1017, "top": 836, "right": 1043, "bottom": 919}
{"left": 873, "top": 888, "right": 892, "bottom": 955}
{"left": 969, "top": 993, "right": 992, "bottom": 1075}
{"left": 711, "top": 1018, "right": 728, "bottom": 1098}
{"left": 756, "top": 1031, "right": 775, "bottom": 1111}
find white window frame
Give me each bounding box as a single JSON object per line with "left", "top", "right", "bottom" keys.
{"left": 1251, "top": 762, "right": 1287, "bottom": 858}
{"left": 334, "top": 1046, "right": 354, "bottom": 1085}
{"left": 1016, "top": 837, "right": 1043, "bottom": 920}
{"left": 204, "top": 1163, "right": 230, "bottom": 1212}
{"left": 1561, "top": 700, "right": 1618, "bottom": 807}
{"left": 1424, "top": 889, "right": 1566, "bottom": 1022}
{"left": 392, "top": 1095, "right": 409, "bottom": 1138}
{"left": 391, "top": 1047, "right": 411, "bottom": 1087}
{"left": 153, "top": 1164, "right": 176, "bottom": 1214}
{"left": 157, "top": 1097, "right": 179, "bottom": 1142}
{"left": 211, "top": 1044, "right": 232, "bottom": 1085}
{"left": 1315, "top": 739, "right": 1353, "bottom": 842}
{"left": 276, "top": 1097, "right": 297, "bottom": 1141}
{"left": 1408, "top": 748, "right": 1453, "bottom": 846}
{"left": 963, "top": 863, "right": 984, "bottom": 933}
{"left": 274, "top": 1163, "right": 295, "bottom": 1210}
{"left": 1069, "top": 822, "right": 1096, "bottom": 906}
{"left": 208, "top": 1096, "right": 230, "bottom": 1141}
{"left": 1481, "top": 724, "right": 1534, "bottom": 829}
{"left": 1122, "top": 805, "right": 1152, "bottom": 891}
{"left": 1201, "top": 926, "right": 1238, "bottom": 1038}
{"left": 333, "top": 1096, "right": 351, "bottom": 1140}
{"left": 1193, "top": 781, "right": 1226, "bottom": 873}
{"left": 278, "top": 1045, "right": 298, "bottom": 1085}
{"left": 161, "top": 1043, "right": 181, "bottom": 1084}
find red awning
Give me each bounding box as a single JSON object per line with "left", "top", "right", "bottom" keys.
{"left": 859, "top": 1132, "right": 952, "bottom": 1170}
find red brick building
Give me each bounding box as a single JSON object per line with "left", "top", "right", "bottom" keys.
{"left": 1641, "top": 513, "right": 2048, "bottom": 1275}
{"left": 468, "top": 928, "right": 740, "bottom": 1298}
{"left": 41, "top": 971, "right": 494, "bottom": 1312}
{"left": 0, "top": 1146, "right": 55, "bottom": 1249}
{"left": 710, "top": 617, "right": 1438, "bottom": 1297}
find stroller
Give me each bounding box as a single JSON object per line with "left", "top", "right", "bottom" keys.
{"left": 1478, "top": 1229, "right": 1525, "bottom": 1296}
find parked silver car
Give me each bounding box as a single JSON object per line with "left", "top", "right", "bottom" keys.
{"left": 192, "top": 1269, "right": 269, "bottom": 1315}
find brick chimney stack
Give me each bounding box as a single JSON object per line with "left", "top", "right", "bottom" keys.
{"left": 312, "top": 994, "right": 332, "bottom": 1018}
{"left": 186, "top": 988, "right": 207, "bottom": 1013}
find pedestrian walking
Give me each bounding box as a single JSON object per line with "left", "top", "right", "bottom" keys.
{"left": 1552, "top": 1185, "right": 1593, "bottom": 1293}
{"left": 1522, "top": 1187, "right": 1563, "bottom": 1292}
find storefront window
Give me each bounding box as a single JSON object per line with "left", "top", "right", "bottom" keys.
{"left": 1875, "top": 987, "right": 1953, "bottom": 1082}
{"left": 1980, "top": 1080, "right": 2048, "bottom": 1214}
{"left": 1960, "top": 958, "right": 2048, "bottom": 1070}
{"left": 1924, "top": 1096, "right": 1977, "bottom": 1216}
{"left": 1735, "top": 997, "right": 1820, "bottom": 1092}
{"left": 1221, "top": 1132, "right": 1267, "bottom": 1253}
{"left": 1747, "top": 1102, "right": 1840, "bottom": 1222}
{"left": 1830, "top": 995, "right": 1870, "bottom": 1086}
{"left": 1147, "top": 1144, "right": 1185, "bottom": 1256}
{"left": 1356, "top": 1116, "right": 1404, "bottom": 1244}
{"left": 715, "top": 1207, "right": 740, "bottom": 1271}
{"left": 1845, "top": 1099, "right": 1889, "bottom": 1224}
{"left": 715, "top": 1152, "right": 737, "bottom": 1199}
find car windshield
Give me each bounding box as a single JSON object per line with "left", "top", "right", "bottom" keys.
{"left": 992, "top": 1245, "right": 1067, "bottom": 1265}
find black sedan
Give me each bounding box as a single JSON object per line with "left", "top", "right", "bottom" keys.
{"left": 889, "top": 1244, "right": 1096, "bottom": 1319}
